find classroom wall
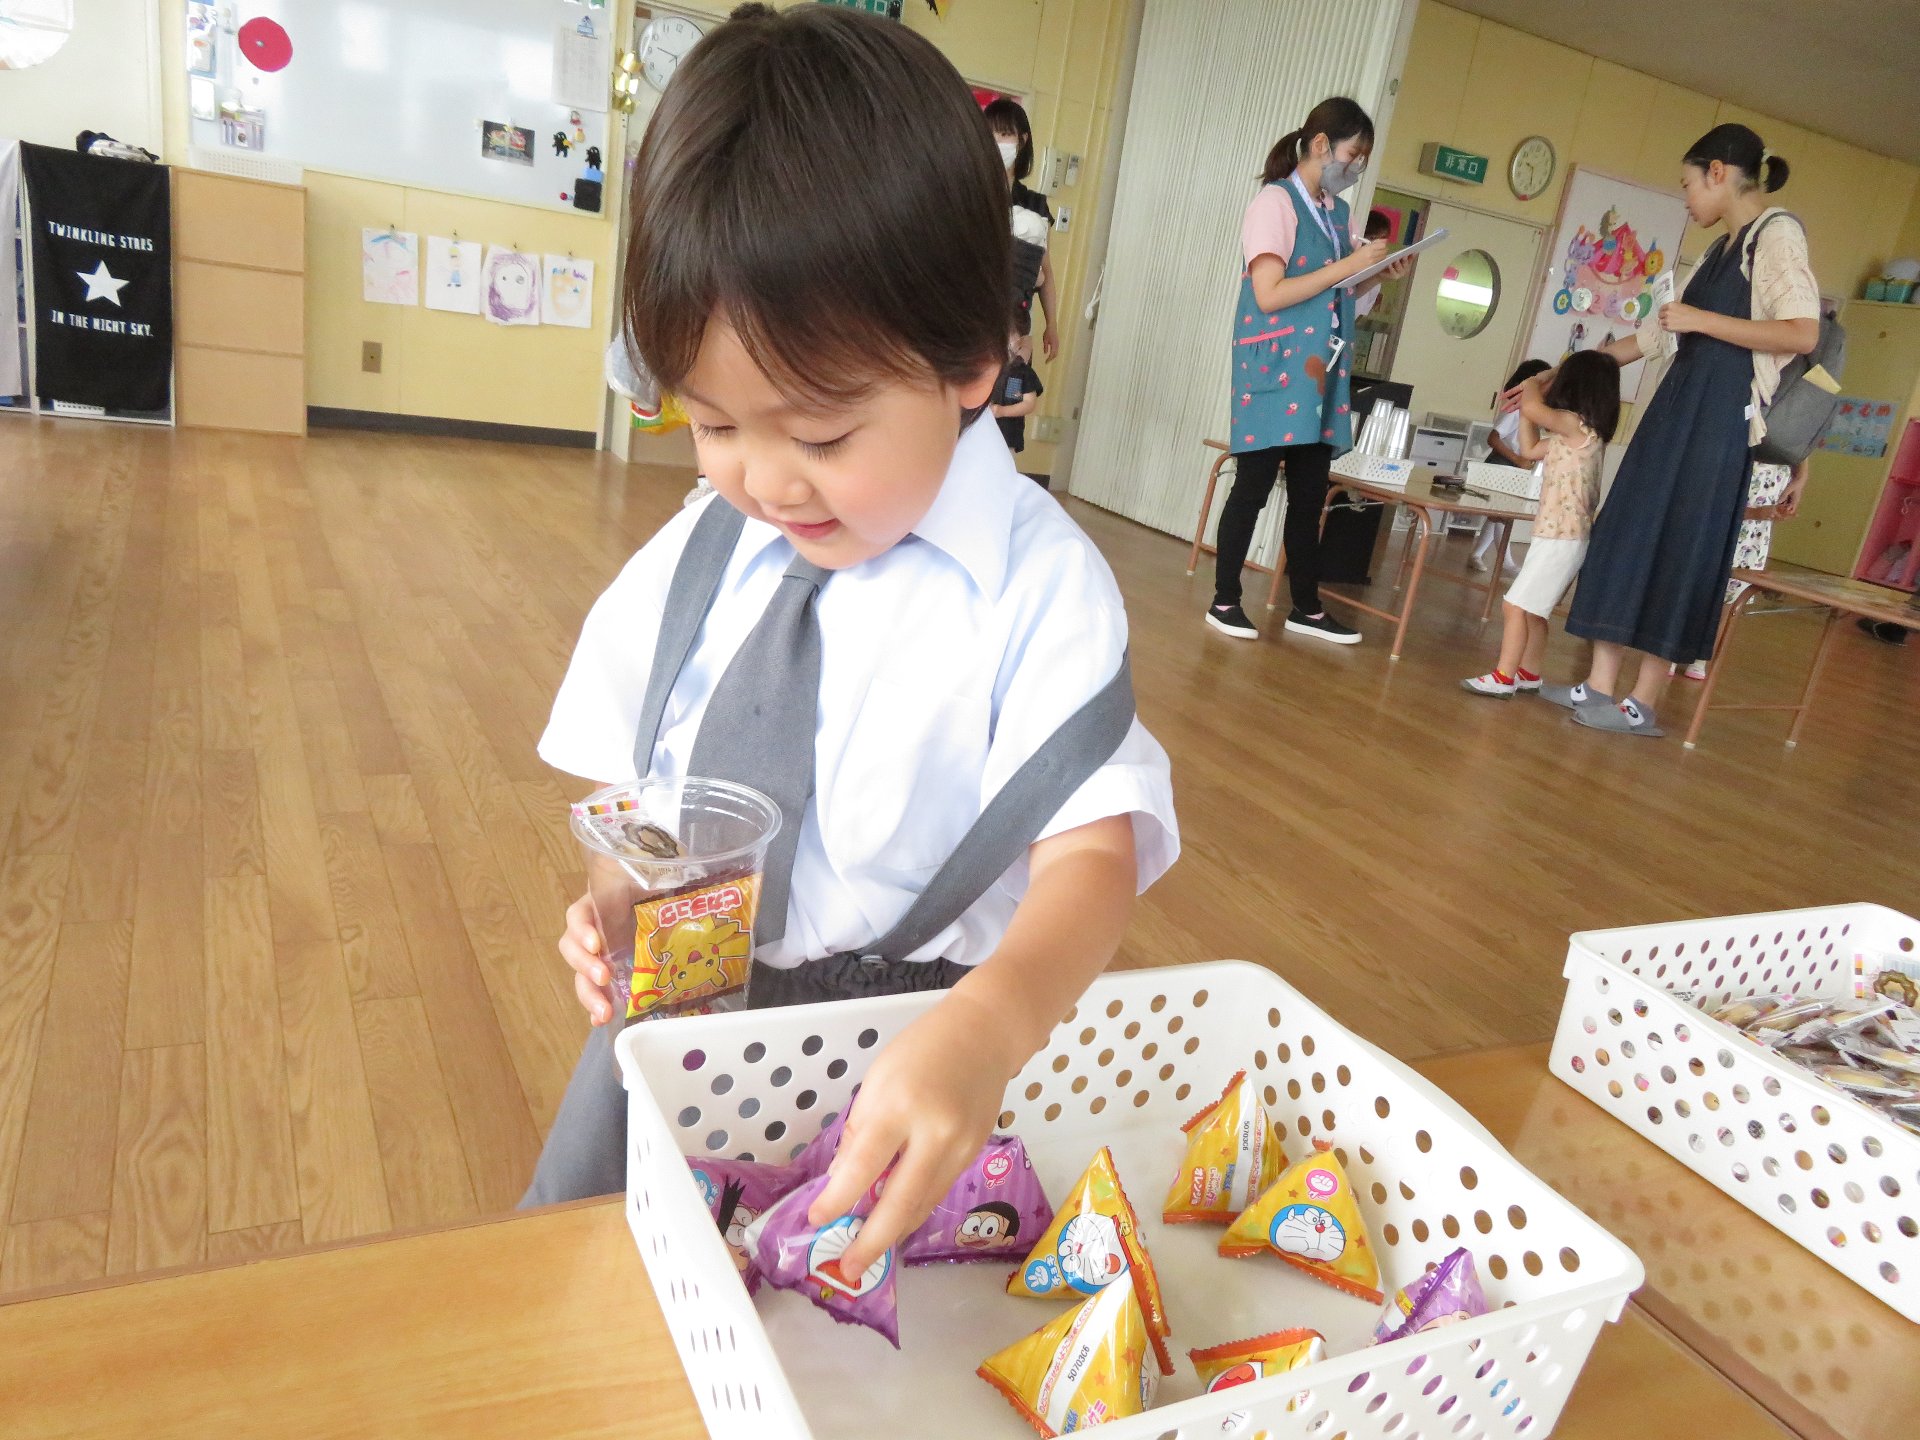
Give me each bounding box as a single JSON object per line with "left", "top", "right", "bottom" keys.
{"left": 1384, "top": 2, "right": 1920, "bottom": 294}
{"left": 0, "top": 0, "right": 163, "bottom": 154}
{"left": 132, "top": 0, "right": 1134, "bottom": 448}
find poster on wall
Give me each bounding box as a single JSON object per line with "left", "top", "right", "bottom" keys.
{"left": 1820, "top": 397, "right": 1897, "bottom": 458}
{"left": 18, "top": 142, "right": 172, "bottom": 412}
{"left": 361, "top": 227, "right": 418, "bottom": 305}
{"left": 483, "top": 246, "right": 541, "bottom": 325}
{"left": 424, "top": 235, "right": 482, "bottom": 314}
{"left": 1522, "top": 167, "right": 1690, "bottom": 396}
{"left": 541, "top": 254, "right": 594, "bottom": 327}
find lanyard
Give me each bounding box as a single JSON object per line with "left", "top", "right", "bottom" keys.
{"left": 1289, "top": 173, "right": 1343, "bottom": 257}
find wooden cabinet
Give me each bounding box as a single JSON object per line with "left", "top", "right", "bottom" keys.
{"left": 1772, "top": 300, "right": 1920, "bottom": 577}
{"left": 171, "top": 168, "right": 306, "bottom": 435}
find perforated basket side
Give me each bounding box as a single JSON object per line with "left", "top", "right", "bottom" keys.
{"left": 1550, "top": 938, "right": 1920, "bottom": 1323}
{"left": 622, "top": 963, "right": 1644, "bottom": 1440}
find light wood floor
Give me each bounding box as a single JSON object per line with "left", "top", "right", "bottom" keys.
{"left": 1, "top": 417, "right": 1913, "bottom": 1296}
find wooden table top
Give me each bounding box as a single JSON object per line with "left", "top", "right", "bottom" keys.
{"left": 1421, "top": 1043, "right": 1918, "bottom": 1440}
{"left": 0, "top": 1044, "right": 1834, "bottom": 1440}
{"left": 1735, "top": 560, "right": 1920, "bottom": 629}
{"left": 1338, "top": 467, "right": 1541, "bottom": 521}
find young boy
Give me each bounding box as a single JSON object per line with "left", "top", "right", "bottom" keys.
{"left": 524, "top": 4, "right": 1178, "bottom": 1283}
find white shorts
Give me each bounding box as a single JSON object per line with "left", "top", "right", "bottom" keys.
{"left": 1505, "top": 537, "right": 1588, "bottom": 618}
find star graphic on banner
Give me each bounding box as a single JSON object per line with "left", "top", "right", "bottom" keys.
{"left": 77, "top": 260, "right": 130, "bottom": 306}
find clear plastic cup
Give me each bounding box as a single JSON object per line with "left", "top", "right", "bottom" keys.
{"left": 570, "top": 777, "right": 781, "bottom": 1038}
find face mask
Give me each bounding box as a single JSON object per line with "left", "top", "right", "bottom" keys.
{"left": 1319, "top": 156, "right": 1364, "bottom": 195}
{"left": 997, "top": 139, "right": 1019, "bottom": 169}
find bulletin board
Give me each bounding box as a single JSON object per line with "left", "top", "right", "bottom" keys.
{"left": 1521, "top": 167, "right": 1690, "bottom": 396}
{"left": 180, "top": 0, "right": 615, "bottom": 215}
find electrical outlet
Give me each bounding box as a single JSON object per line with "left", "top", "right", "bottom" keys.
{"left": 1053, "top": 205, "right": 1072, "bottom": 232}
{"left": 361, "top": 341, "right": 382, "bottom": 374}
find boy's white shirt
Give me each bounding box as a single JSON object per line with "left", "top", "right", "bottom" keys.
{"left": 540, "top": 414, "right": 1180, "bottom": 970}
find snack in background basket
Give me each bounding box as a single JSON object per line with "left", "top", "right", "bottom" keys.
{"left": 743, "top": 1169, "right": 901, "bottom": 1347}
{"left": 1162, "top": 1069, "right": 1285, "bottom": 1225}
{"left": 1187, "top": 1328, "right": 1324, "bottom": 1393}
{"left": 903, "top": 1133, "right": 1053, "bottom": 1265}
{"left": 978, "top": 1268, "right": 1157, "bottom": 1435}
{"left": 1373, "top": 1247, "right": 1488, "bottom": 1343}
{"left": 689, "top": 1156, "right": 796, "bottom": 1292}
{"left": 1009, "top": 1146, "right": 1175, "bottom": 1375}
{"left": 1220, "top": 1139, "right": 1384, "bottom": 1304}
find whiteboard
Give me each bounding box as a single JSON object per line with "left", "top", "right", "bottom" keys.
{"left": 181, "top": 0, "right": 615, "bottom": 215}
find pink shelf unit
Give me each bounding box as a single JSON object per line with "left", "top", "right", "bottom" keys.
{"left": 1856, "top": 418, "right": 1920, "bottom": 592}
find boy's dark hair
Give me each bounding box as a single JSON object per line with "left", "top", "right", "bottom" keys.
{"left": 1364, "top": 209, "right": 1391, "bottom": 240}
{"left": 1262, "top": 96, "right": 1374, "bottom": 185}
{"left": 983, "top": 97, "right": 1034, "bottom": 183}
{"left": 1545, "top": 350, "right": 1621, "bottom": 443}
{"left": 972, "top": 1199, "right": 1022, "bottom": 1234}
{"left": 623, "top": 5, "right": 1010, "bottom": 409}
{"left": 1501, "top": 358, "right": 1551, "bottom": 394}
{"left": 1685, "top": 122, "right": 1788, "bottom": 194}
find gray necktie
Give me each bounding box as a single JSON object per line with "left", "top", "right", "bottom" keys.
{"left": 686, "top": 552, "right": 830, "bottom": 948}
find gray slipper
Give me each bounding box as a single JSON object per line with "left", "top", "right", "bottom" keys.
{"left": 1574, "top": 699, "right": 1665, "bottom": 738}
{"left": 1540, "top": 682, "right": 1613, "bottom": 711}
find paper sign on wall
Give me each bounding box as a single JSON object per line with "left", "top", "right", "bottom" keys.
{"left": 424, "top": 236, "right": 483, "bottom": 314}
{"left": 362, "top": 228, "right": 418, "bottom": 306}
{"left": 483, "top": 246, "right": 541, "bottom": 326}
{"left": 541, "top": 254, "right": 594, "bottom": 328}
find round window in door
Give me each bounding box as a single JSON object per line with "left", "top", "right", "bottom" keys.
{"left": 1436, "top": 249, "right": 1501, "bottom": 339}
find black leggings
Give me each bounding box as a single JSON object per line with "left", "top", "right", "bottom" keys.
{"left": 1213, "top": 442, "right": 1332, "bottom": 613}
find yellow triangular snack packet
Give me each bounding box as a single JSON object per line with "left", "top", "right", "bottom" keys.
{"left": 1188, "top": 1327, "right": 1325, "bottom": 1394}
{"left": 978, "top": 1269, "right": 1158, "bottom": 1436}
{"left": 1008, "top": 1146, "right": 1173, "bottom": 1374}
{"left": 1218, "top": 1140, "right": 1383, "bottom": 1304}
{"left": 1162, "top": 1069, "right": 1286, "bottom": 1224}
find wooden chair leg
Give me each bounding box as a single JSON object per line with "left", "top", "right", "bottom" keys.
{"left": 1187, "top": 450, "right": 1234, "bottom": 577}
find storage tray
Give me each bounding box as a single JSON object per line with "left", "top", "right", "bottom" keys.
{"left": 620, "top": 961, "right": 1643, "bottom": 1439}
{"left": 1549, "top": 904, "right": 1920, "bottom": 1321}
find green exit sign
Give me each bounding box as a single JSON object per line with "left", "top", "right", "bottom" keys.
{"left": 1419, "top": 143, "right": 1488, "bottom": 185}
{"left": 817, "top": 0, "right": 903, "bottom": 16}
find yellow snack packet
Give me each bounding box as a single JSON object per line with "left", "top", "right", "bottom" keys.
{"left": 978, "top": 1270, "right": 1157, "bottom": 1436}
{"left": 1009, "top": 1146, "right": 1174, "bottom": 1374}
{"left": 1188, "top": 1327, "right": 1326, "bottom": 1394}
{"left": 1219, "top": 1140, "right": 1383, "bottom": 1304}
{"left": 1163, "top": 1069, "right": 1286, "bottom": 1225}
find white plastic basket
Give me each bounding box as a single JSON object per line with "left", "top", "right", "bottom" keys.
{"left": 618, "top": 962, "right": 1642, "bottom": 1440}
{"left": 1549, "top": 904, "right": 1920, "bottom": 1321}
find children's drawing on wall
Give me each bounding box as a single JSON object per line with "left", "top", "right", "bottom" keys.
{"left": 541, "top": 254, "right": 594, "bottom": 328}
{"left": 1524, "top": 168, "right": 1690, "bottom": 396}
{"left": 425, "top": 236, "right": 482, "bottom": 315}
{"left": 483, "top": 246, "right": 542, "bottom": 326}
{"left": 1821, "top": 397, "right": 1897, "bottom": 458}
{"left": 361, "top": 228, "right": 419, "bottom": 306}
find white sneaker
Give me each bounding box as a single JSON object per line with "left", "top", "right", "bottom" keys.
{"left": 1467, "top": 551, "right": 1491, "bottom": 574}
{"left": 1461, "top": 671, "right": 1515, "bottom": 697}
{"left": 1683, "top": 660, "right": 1709, "bottom": 681}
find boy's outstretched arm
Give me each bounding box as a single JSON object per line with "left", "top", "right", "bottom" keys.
{"left": 807, "top": 813, "right": 1138, "bottom": 1273}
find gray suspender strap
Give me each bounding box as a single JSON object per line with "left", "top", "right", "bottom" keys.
{"left": 631, "top": 498, "right": 747, "bottom": 780}
{"left": 858, "top": 651, "right": 1135, "bottom": 964}
{"left": 632, "top": 497, "right": 1137, "bottom": 961}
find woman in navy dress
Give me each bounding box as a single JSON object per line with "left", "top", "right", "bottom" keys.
{"left": 1535, "top": 125, "right": 1819, "bottom": 737}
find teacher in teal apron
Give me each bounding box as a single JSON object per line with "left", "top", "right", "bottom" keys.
{"left": 1206, "top": 96, "right": 1402, "bottom": 646}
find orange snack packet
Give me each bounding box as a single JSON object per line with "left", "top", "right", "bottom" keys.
{"left": 1162, "top": 1069, "right": 1286, "bottom": 1225}
{"left": 1009, "top": 1146, "right": 1174, "bottom": 1374}
{"left": 1188, "top": 1327, "right": 1326, "bottom": 1393}
{"left": 1218, "top": 1140, "right": 1383, "bottom": 1304}
{"left": 978, "top": 1270, "right": 1158, "bottom": 1436}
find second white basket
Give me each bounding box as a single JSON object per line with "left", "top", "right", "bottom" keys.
{"left": 619, "top": 961, "right": 1643, "bottom": 1440}
{"left": 1549, "top": 903, "right": 1920, "bottom": 1321}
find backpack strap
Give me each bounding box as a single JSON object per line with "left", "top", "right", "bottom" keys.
{"left": 1741, "top": 208, "right": 1804, "bottom": 277}
{"left": 631, "top": 497, "right": 747, "bottom": 780}
{"left": 856, "top": 651, "right": 1136, "bottom": 963}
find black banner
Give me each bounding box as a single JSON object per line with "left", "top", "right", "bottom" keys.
{"left": 20, "top": 143, "right": 172, "bottom": 413}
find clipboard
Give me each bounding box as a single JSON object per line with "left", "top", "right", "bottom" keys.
{"left": 1337, "top": 226, "right": 1450, "bottom": 290}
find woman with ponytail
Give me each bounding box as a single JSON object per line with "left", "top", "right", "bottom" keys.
{"left": 1529, "top": 123, "right": 1820, "bottom": 736}
{"left": 1206, "top": 97, "right": 1408, "bottom": 644}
